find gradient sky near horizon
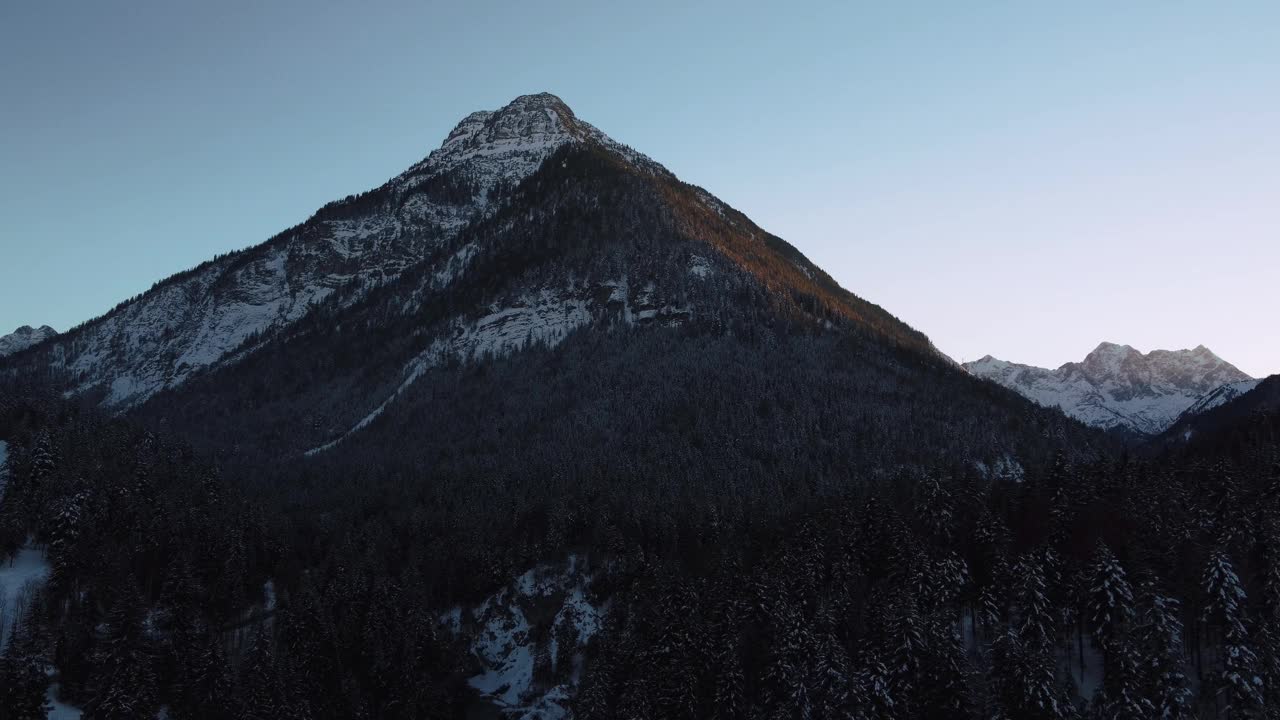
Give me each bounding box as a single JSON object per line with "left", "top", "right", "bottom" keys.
{"left": 2, "top": 1, "right": 1277, "bottom": 376}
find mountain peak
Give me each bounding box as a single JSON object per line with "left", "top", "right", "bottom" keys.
{"left": 967, "top": 342, "right": 1253, "bottom": 435}
{"left": 1088, "top": 341, "right": 1136, "bottom": 356}
{"left": 500, "top": 92, "right": 574, "bottom": 117}
{"left": 401, "top": 92, "right": 665, "bottom": 200}
{"left": 0, "top": 324, "right": 57, "bottom": 357}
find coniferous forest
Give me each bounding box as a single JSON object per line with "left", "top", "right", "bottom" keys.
{"left": 2, "top": 378, "right": 1278, "bottom": 718}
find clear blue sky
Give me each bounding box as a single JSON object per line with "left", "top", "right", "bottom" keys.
{"left": 2, "top": 1, "right": 1276, "bottom": 376}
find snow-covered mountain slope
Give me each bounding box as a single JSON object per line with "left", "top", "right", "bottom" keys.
{"left": 0, "top": 325, "right": 56, "bottom": 357}
{"left": 1158, "top": 374, "right": 1279, "bottom": 447}
{"left": 964, "top": 343, "right": 1253, "bottom": 435}
{"left": 1177, "top": 378, "right": 1262, "bottom": 422}
{"left": 0, "top": 94, "right": 662, "bottom": 409}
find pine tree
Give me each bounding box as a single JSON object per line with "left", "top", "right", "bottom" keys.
{"left": 1090, "top": 635, "right": 1152, "bottom": 720}
{"left": 915, "top": 474, "right": 956, "bottom": 544}
{"left": 763, "top": 608, "right": 814, "bottom": 720}
{"left": 811, "top": 637, "right": 854, "bottom": 720}
{"left": 990, "top": 629, "right": 1072, "bottom": 720}
{"left": 848, "top": 653, "right": 895, "bottom": 720}
{"left": 241, "top": 627, "right": 283, "bottom": 720}
{"left": 1135, "top": 588, "right": 1191, "bottom": 720}
{"left": 83, "top": 585, "right": 157, "bottom": 720}
{"left": 919, "top": 615, "right": 973, "bottom": 719}
{"left": 171, "top": 633, "right": 235, "bottom": 720}
{"left": 711, "top": 643, "right": 748, "bottom": 720}
{"left": 1201, "top": 547, "right": 1263, "bottom": 717}
{"left": 1016, "top": 555, "right": 1056, "bottom": 652}
{"left": 0, "top": 616, "right": 51, "bottom": 720}
{"left": 1087, "top": 541, "right": 1133, "bottom": 654}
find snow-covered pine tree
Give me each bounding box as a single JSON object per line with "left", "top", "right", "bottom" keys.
{"left": 711, "top": 642, "right": 748, "bottom": 720}
{"left": 919, "top": 614, "right": 974, "bottom": 719}
{"left": 809, "top": 608, "right": 855, "bottom": 720}
{"left": 990, "top": 628, "right": 1073, "bottom": 720}
{"left": 83, "top": 585, "right": 157, "bottom": 720}
{"left": 1087, "top": 541, "right": 1134, "bottom": 654}
{"left": 1090, "top": 633, "right": 1153, "bottom": 720}
{"left": 241, "top": 627, "right": 283, "bottom": 720}
{"left": 1201, "top": 547, "right": 1263, "bottom": 717}
{"left": 1135, "top": 587, "right": 1191, "bottom": 720}
{"left": 848, "top": 653, "right": 895, "bottom": 720}
{"left": 0, "top": 614, "right": 51, "bottom": 720}
{"left": 1257, "top": 513, "right": 1280, "bottom": 710}
{"left": 915, "top": 474, "right": 956, "bottom": 544}
{"left": 761, "top": 599, "right": 814, "bottom": 720}
{"left": 1016, "top": 554, "right": 1056, "bottom": 652}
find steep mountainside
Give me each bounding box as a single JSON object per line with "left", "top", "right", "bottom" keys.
{"left": 0, "top": 95, "right": 667, "bottom": 408}
{"left": 0, "top": 325, "right": 56, "bottom": 357}
{"left": 964, "top": 343, "right": 1253, "bottom": 435}
{"left": 6, "top": 93, "right": 1110, "bottom": 491}
{"left": 1176, "top": 378, "right": 1262, "bottom": 422}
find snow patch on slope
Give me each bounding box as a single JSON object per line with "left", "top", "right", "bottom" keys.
{"left": 307, "top": 278, "right": 691, "bottom": 455}
{"left": 444, "top": 554, "right": 607, "bottom": 720}
{"left": 689, "top": 255, "right": 713, "bottom": 279}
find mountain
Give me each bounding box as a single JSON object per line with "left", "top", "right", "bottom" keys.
{"left": 0, "top": 325, "right": 56, "bottom": 357}
{"left": 60, "top": 94, "right": 1107, "bottom": 472}
{"left": 964, "top": 342, "right": 1253, "bottom": 435}
{"left": 0, "top": 94, "right": 666, "bottom": 409}
{"left": 4, "top": 93, "right": 1111, "bottom": 505}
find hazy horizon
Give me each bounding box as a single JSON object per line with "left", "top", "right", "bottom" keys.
{"left": 2, "top": 2, "right": 1276, "bottom": 376}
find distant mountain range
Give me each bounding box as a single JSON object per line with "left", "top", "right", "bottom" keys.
{"left": 0, "top": 325, "right": 56, "bottom": 357}
{"left": 964, "top": 342, "right": 1255, "bottom": 435}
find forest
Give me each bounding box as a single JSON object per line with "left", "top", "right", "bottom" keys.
{"left": 1, "top": 377, "right": 1278, "bottom": 718}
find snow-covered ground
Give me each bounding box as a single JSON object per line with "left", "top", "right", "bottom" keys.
{"left": 444, "top": 554, "right": 608, "bottom": 720}
{"left": 0, "top": 543, "right": 50, "bottom": 649}
{"left": 46, "top": 683, "right": 83, "bottom": 719}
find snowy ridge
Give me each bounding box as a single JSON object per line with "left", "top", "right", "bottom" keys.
{"left": 13, "top": 93, "right": 658, "bottom": 410}
{"left": 964, "top": 343, "right": 1253, "bottom": 435}
{"left": 0, "top": 325, "right": 56, "bottom": 357}
{"left": 1176, "top": 378, "right": 1261, "bottom": 421}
